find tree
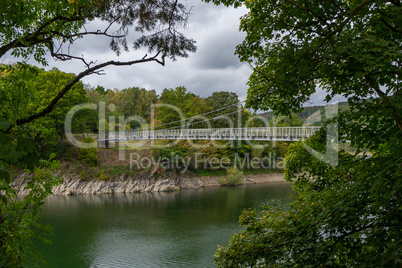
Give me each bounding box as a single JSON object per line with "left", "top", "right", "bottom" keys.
{"left": 27, "top": 67, "right": 90, "bottom": 148}
{"left": 206, "top": 91, "right": 242, "bottom": 128}
{"left": 208, "top": 0, "right": 402, "bottom": 266}
{"left": 94, "top": 85, "right": 110, "bottom": 96}
{"left": 269, "top": 113, "right": 303, "bottom": 127}
{"left": 0, "top": 156, "right": 61, "bottom": 267}
{"left": 120, "top": 87, "right": 159, "bottom": 125}
{"left": 1, "top": 0, "right": 196, "bottom": 130}
{"left": 1, "top": 0, "right": 196, "bottom": 265}
{"left": 101, "top": 87, "right": 159, "bottom": 129}
{"left": 0, "top": 65, "right": 94, "bottom": 157}
{"left": 215, "top": 103, "right": 402, "bottom": 267}
{"left": 208, "top": 0, "right": 401, "bottom": 130}
{"left": 206, "top": 91, "right": 239, "bottom": 111}
{"left": 157, "top": 86, "right": 212, "bottom": 129}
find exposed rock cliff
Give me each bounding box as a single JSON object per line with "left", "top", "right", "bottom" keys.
{"left": 12, "top": 172, "right": 286, "bottom": 196}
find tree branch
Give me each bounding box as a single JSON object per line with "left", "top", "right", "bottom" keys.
{"left": 284, "top": 0, "right": 330, "bottom": 26}
{"left": 0, "top": 15, "right": 84, "bottom": 58}
{"left": 7, "top": 54, "right": 165, "bottom": 132}
{"left": 379, "top": 18, "right": 402, "bottom": 33}
{"left": 364, "top": 73, "right": 402, "bottom": 131}
{"left": 317, "top": 0, "right": 376, "bottom": 48}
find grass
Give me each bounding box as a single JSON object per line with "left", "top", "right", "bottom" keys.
{"left": 191, "top": 169, "right": 227, "bottom": 177}
{"left": 191, "top": 168, "right": 283, "bottom": 177}
{"left": 107, "top": 166, "right": 137, "bottom": 177}
{"left": 243, "top": 168, "right": 283, "bottom": 175}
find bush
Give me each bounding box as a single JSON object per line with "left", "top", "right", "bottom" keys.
{"left": 77, "top": 137, "right": 98, "bottom": 166}
{"left": 218, "top": 167, "right": 244, "bottom": 186}
{"left": 97, "top": 170, "right": 107, "bottom": 181}
{"left": 108, "top": 166, "right": 128, "bottom": 176}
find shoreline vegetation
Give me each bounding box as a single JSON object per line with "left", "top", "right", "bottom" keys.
{"left": 12, "top": 139, "right": 288, "bottom": 196}
{"left": 12, "top": 168, "right": 287, "bottom": 196}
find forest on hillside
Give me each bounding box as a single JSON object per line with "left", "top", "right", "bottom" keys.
{"left": 1, "top": 65, "right": 311, "bottom": 159}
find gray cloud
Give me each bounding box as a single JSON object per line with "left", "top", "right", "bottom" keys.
{"left": 74, "top": 3, "right": 252, "bottom": 99}
{"left": 192, "top": 29, "right": 245, "bottom": 70}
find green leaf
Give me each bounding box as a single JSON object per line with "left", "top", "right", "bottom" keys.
{"left": 0, "top": 121, "right": 10, "bottom": 131}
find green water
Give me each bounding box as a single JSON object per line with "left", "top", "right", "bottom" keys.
{"left": 37, "top": 183, "right": 293, "bottom": 267}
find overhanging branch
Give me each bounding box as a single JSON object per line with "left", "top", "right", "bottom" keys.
{"left": 8, "top": 54, "right": 165, "bottom": 131}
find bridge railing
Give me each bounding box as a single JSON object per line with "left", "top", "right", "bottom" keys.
{"left": 98, "top": 126, "right": 321, "bottom": 141}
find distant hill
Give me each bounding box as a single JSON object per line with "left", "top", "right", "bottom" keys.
{"left": 258, "top": 102, "right": 348, "bottom": 126}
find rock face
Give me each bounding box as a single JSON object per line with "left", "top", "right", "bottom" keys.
{"left": 12, "top": 173, "right": 182, "bottom": 196}
{"left": 12, "top": 172, "right": 286, "bottom": 196}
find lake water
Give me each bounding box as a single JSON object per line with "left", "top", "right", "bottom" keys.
{"left": 37, "top": 183, "right": 293, "bottom": 267}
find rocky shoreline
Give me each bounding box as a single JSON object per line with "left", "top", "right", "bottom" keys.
{"left": 12, "top": 172, "right": 287, "bottom": 196}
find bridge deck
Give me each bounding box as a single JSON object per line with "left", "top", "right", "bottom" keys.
{"left": 97, "top": 127, "right": 321, "bottom": 142}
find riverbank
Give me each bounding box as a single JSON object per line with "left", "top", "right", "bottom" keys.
{"left": 12, "top": 171, "right": 287, "bottom": 196}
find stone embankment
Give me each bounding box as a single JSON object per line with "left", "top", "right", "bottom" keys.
{"left": 12, "top": 172, "right": 287, "bottom": 196}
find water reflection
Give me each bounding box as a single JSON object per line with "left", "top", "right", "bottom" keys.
{"left": 38, "top": 183, "right": 293, "bottom": 267}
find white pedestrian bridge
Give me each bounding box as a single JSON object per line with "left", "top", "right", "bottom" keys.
{"left": 97, "top": 126, "right": 321, "bottom": 143}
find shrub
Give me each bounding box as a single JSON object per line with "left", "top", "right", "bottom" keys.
{"left": 218, "top": 167, "right": 244, "bottom": 186}
{"left": 79, "top": 169, "right": 91, "bottom": 181}
{"left": 97, "top": 171, "right": 107, "bottom": 181}
{"left": 77, "top": 137, "right": 98, "bottom": 166}
{"left": 108, "top": 166, "right": 128, "bottom": 176}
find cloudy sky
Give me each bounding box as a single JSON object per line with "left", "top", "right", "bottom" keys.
{"left": 2, "top": 1, "right": 345, "bottom": 107}
{"left": 50, "top": 2, "right": 252, "bottom": 101}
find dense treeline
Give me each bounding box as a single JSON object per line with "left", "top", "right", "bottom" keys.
{"left": 260, "top": 102, "right": 349, "bottom": 126}
{"left": 1, "top": 65, "right": 295, "bottom": 156}
{"left": 86, "top": 85, "right": 260, "bottom": 131}
{"left": 1, "top": 65, "right": 302, "bottom": 175}
{"left": 7, "top": 65, "right": 305, "bottom": 143}
{"left": 0, "top": 65, "right": 92, "bottom": 157}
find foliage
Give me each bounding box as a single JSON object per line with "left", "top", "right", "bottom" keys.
{"left": 152, "top": 140, "right": 287, "bottom": 172}
{"left": 94, "top": 85, "right": 111, "bottom": 96}
{"left": 218, "top": 167, "right": 244, "bottom": 186}
{"left": 73, "top": 165, "right": 136, "bottom": 181}
{"left": 151, "top": 140, "right": 189, "bottom": 171}
{"left": 79, "top": 168, "right": 93, "bottom": 181}
{"left": 155, "top": 87, "right": 255, "bottom": 129}
{"left": 156, "top": 86, "right": 212, "bottom": 128}
{"left": 107, "top": 166, "right": 133, "bottom": 177}
{"left": 28, "top": 68, "right": 90, "bottom": 149}
{"left": 77, "top": 137, "right": 99, "bottom": 166}
{"left": 0, "top": 156, "right": 61, "bottom": 267}
{"left": 207, "top": 0, "right": 402, "bottom": 130}
{"left": 104, "top": 87, "right": 159, "bottom": 129}
{"left": 269, "top": 113, "right": 303, "bottom": 127}
{"left": 0, "top": 0, "right": 196, "bottom": 65}
{"left": 260, "top": 102, "right": 350, "bottom": 126}
{"left": 97, "top": 170, "right": 107, "bottom": 181}
{"left": 205, "top": 91, "right": 249, "bottom": 128}
{"left": 207, "top": 0, "right": 402, "bottom": 266}
{"left": 1, "top": 0, "right": 197, "bottom": 265}
{"left": 0, "top": 65, "right": 91, "bottom": 157}
{"left": 214, "top": 103, "right": 402, "bottom": 267}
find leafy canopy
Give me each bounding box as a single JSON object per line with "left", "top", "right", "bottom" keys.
{"left": 0, "top": 0, "right": 196, "bottom": 65}
{"left": 0, "top": 0, "right": 197, "bottom": 266}
{"left": 206, "top": 0, "right": 402, "bottom": 129}
{"left": 206, "top": 0, "right": 402, "bottom": 266}
{"left": 214, "top": 101, "right": 402, "bottom": 267}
